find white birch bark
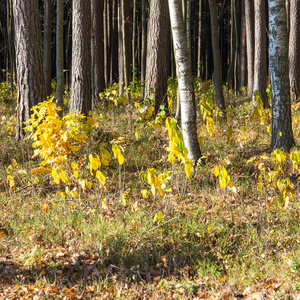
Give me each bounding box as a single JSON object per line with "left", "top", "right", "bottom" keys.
{"left": 269, "top": 0, "right": 294, "bottom": 151}
{"left": 168, "top": 0, "right": 201, "bottom": 166}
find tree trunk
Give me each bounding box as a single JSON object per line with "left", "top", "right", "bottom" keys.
{"left": 168, "top": 0, "right": 202, "bottom": 166}
{"left": 43, "top": 0, "right": 52, "bottom": 97}
{"left": 253, "top": 0, "right": 268, "bottom": 108}
{"left": 208, "top": 0, "right": 226, "bottom": 111}
{"left": 269, "top": 0, "right": 294, "bottom": 151}
{"left": 70, "top": 0, "right": 92, "bottom": 116}
{"left": 13, "top": 0, "right": 45, "bottom": 139}
{"left": 93, "top": 0, "right": 105, "bottom": 99}
{"left": 197, "top": 0, "right": 202, "bottom": 78}
{"left": 141, "top": 0, "right": 147, "bottom": 91}
{"left": 144, "top": 0, "right": 169, "bottom": 114}
{"left": 56, "top": 0, "right": 64, "bottom": 112}
{"left": 289, "top": 0, "right": 300, "bottom": 102}
{"left": 238, "top": 0, "right": 247, "bottom": 88}
{"left": 245, "top": 0, "right": 254, "bottom": 97}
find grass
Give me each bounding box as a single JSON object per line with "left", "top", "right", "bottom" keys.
{"left": 1, "top": 80, "right": 300, "bottom": 299}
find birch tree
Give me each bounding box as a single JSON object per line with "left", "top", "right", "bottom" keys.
{"left": 269, "top": 0, "right": 294, "bottom": 151}
{"left": 168, "top": 0, "right": 202, "bottom": 166}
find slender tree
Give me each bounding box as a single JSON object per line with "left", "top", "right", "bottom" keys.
{"left": 13, "top": 0, "right": 45, "bottom": 139}
{"left": 269, "top": 0, "right": 294, "bottom": 151}
{"left": 93, "top": 0, "right": 105, "bottom": 99}
{"left": 168, "top": 0, "right": 202, "bottom": 167}
{"left": 144, "top": 0, "right": 169, "bottom": 114}
{"left": 208, "top": 0, "right": 226, "bottom": 111}
{"left": 70, "top": 0, "right": 92, "bottom": 116}
{"left": 245, "top": 0, "right": 254, "bottom": 98}
{"left": 43, "top": 0, "right": 52, "bottom": 97}
{"left": 253, "top": 0, "right": 268, "bottom": 107}
{"left": 289, "top": 0, "right": 300, "bottom": 102}
{"left": 56, "top": 0, "right": 64, "bottom": 112}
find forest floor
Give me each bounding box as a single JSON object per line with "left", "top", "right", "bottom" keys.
{"left": 1, "top": 80, "right": 300, "bottom": 299}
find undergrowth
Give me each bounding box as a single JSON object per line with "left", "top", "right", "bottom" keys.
{"left": 1, "top": 79, "right": 300, "bottom": 299}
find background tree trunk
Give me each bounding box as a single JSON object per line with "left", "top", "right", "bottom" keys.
{"left": 168, "top": 0, "right": 202, "bottom": 166}
{"left": 269, "top": 0, "right": 294, "bottom": 151}
{"left": 208, "top": 0, "right": 226, "bottom": 111}
{"left": 245, "top": 0, "right": 254, "bottom": 98}
{"left": 13, "top": 0, "right": 45, "bottom": 139}
{"left": 144, "top": 0, "right": 169, "bottom": 114}
{"left": 289, "top": 0, "right": 300, "bottom": 102}
{"left": 93, "top": 0, "right": 105, "bottom": 99}
{"left": 253, "top": 0, "right": 268, "bottom": 108}
{"left": 43, "top": 0, "right": 52, "bottom": 97}
{"left": 56, "top": 0, "right": 64, "bottom": 113}
{"left": 70, "top": 0, "right": 92, "bottom": 116}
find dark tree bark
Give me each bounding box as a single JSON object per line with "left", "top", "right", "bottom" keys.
{"left": 13, "top": 0, "right": 45, "bottom": 139}
{"left": 208, "top": 0, "right": 226, "bottom": 111}
{"left": 144, "top": 0, "right": 169, "bottom": 114}
{"left": 93, "top": 0, "right": 105, "bottom": 99}
{"left": 253, "top": 0, "right": 268, "bottom": 108}
{"left": 70, "top": 0, "right": 92, "bottom": 116}
{"left": 238, "top": 0, "right": 247, "bottom": 89}
{"left": 43, "top": 0, "right": 52, "bottom": 97}
{"left": 269, "top": 0, "right": 294, "bottom": 151}
{"left": 245, "top": 0, "right": 254, "bottom": 97}
{"left": 197, "top": 0, "right": 202, "bottom": 78}
{"left": 289, "top": 0, "right": 300, "bottom": 102}
{"left": 56, "top": 0, "right": 64, "bottom": 112}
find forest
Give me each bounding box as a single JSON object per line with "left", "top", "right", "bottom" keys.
{"left": 1, "top": 0, "right": 300, "bottom": 298}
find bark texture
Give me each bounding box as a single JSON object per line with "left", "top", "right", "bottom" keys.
{"left": 93, "top": 0, "right": 105, "bottom": 99}
{"left": 269, "top": 0, "right": 294, "bottom": 151}
{"left": 43, "top": 0, "right": 52, "bottom": 97}
{"left": 168, "top": 0, "right": 202, "bottom": 166}
{"left": 13, "top": 0, "right": 45, "bottom": 140}
{"left": 245, "top": 0, "right": 254, "bottom": 97}
{"left": 208, "top": 0, "right": 226, "bottom": 111}
{"left": 289, "top": 0, "right": 300, "bottom": 102}
{"left": 56, "top": 0, "right": 64, "bottom": 111}
{"left": 253, "top": 0, "right": 268, "bottom": 107}
{"left": 70, "top": 0, "right": 92, "bottom": 116}
{"left": 144, "top": 0, "right": 169, "bottom": 114}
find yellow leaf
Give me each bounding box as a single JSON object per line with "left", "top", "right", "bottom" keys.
{"left": 184, "top": 162, "right": 193, "bottom": 179}
{"left": 96, "top": 170, "right": 106, "bottom": 186}
{"left": 213, "top": 166, "right": 219, "bottom": 177}
{"left": 141, "top": 189, "right": 148, "bottom": 199}
{"left": 78, "top": 179, "right": 86, "bottom": 190}
{"left": 74, "top": 170, "right": 79, "bottom": 179}
{"left": 52, "top": 169, "right": 60, "bottom": 184}
{"left": 6, "top": 165, "right": 13, "bottom": 174}
{"left": 12, "top": 159, "right": 18, "bottom": 167}
{"left": 7, "top": 175, "right": 15, "bottom": 188}
{"left": 121, "top": 94, "right": 127, "bottom": 106}
{"left": 100, "top": 147, "right": 111, "bottom": 166}
{"left": 86, "top": 180, "right": 93, "bottom": 189}
{"left": 42, "top": 202, "right": 49, "bottom": 213}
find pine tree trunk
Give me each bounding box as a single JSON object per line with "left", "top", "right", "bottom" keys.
{"left": 197, "top": 0, "right": 202, "bottom": 78}
{"left": 289, "top": 0, "right": 300, "bottom": 102}
{"left": 56, "top": 0, "right": 64, "bottom": 112}
{"left": 43, "top": 0, "right": 52, "bottom": 97}
{"left": 70, "top": 0, "right": 92, "bottom": 116}
{"left": 13, "top": 0, "right": 45, "bottom": 139}
{"left": 168, "top": 0, "right": 202, "bottom": 166}
{"left": 269, "top": 0, "right": 294, "bottom": 151}
{"left": 245, "top": 0, "right": 254, "bottom": 97}
{"left": 93, "top": 0, "right": 105, "bottom": 99}
{"left": 141, "top": 0, "right": 147, "bottom": 89}
{"left": 144, "top": 0, "right": 169, "bottom": 114}
{"left": 208, "top": 0, "right": 226, "bottom": 111}
{"left": 253, "top": 0, "right": 268, "bottom": 108}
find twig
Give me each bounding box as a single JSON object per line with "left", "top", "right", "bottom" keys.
{"left": 146, "top": 217, "right": 178, "bottom": 234}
